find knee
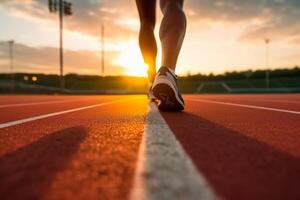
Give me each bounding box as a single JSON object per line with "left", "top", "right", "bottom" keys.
{"left": 160, "top": 0, "right": 184, "bottom": 15}
{"left": 161, "top": 1, "right": 186, "bottom": 25}
{"left": 140, "top": 17, "right": 155, "bottom": 31}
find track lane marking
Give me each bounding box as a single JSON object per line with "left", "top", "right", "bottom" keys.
{"left": 130, "top": 102, "right": 217, "bottom": 200}
{"left": 0, "top": 99, "right": 86, "bottom": 108}
{"left": 0, "top": 97, "right": 140, "bottom": 129}
{"left": 187, "top": 98, "right": 300, "bottom": 115}
{"left": 245, "top": 99, "right": 300, "bottom": 104}
{"left": 186, "top": 96, "right": 300, "bottom": 104}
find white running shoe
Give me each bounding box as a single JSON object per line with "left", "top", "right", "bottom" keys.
{"left": 151, "top": 66, "right": 184, "bottom": 111}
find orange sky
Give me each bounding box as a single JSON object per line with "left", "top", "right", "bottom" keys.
{"left": 0, "top": 0, "right": 299, "bottom": 76}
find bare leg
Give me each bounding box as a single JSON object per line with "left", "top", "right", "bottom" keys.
{"left": 136, "top": 0, "right": 157, "bottom": 82}
{"left": 159, "top": 0, "right": 186, "bottom": 71}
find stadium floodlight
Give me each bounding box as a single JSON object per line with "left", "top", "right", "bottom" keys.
{"left": 49, "top": 0, "right": 58, "bottom": 13}
{"left": 8, "top": 40, "right": 15, "bottom": 90}
{"left": 101, "top": 24, "right": 105, "bottom": 76}
{"left": 265, "top": 38, "right": 271, "bottom": 89}
{"left": 63, "top": 2, "right": 72, "bottom": 16}
{"left": 48, "top": 0, "right": 73, "bottom": 91}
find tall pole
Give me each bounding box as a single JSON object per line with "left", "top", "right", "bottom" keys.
{"left": 49, "top": 0, "right": 72, "bottom": 90}
{"left": 265, "top": 39, "right": 270, "bottom": 89}
{"left": 101, "top": 24, "right": 105, "bottom": 76}
{"left": 59, "top": 0, "right": 64, "bottom": 90}
{"left": 8, "top": 40, "right": 15, "bottom": 90}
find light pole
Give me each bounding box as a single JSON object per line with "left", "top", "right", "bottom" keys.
{"left": 265, "top": 38, "right": 270, "bottom": 89}
{"left": 8, "top": 40, "right": 15, "bottom": 90}
{"left": 59, "top": 0, "right": 64, "bottom": 90}
{"left": 49, "top": 0, "right": 72, "bottom": 91}
{"left": 101, "top": 24, "right": 105, "bottom": 76}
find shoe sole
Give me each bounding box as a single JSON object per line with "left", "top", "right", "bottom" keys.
{"left": 152, "top": 83, "right": 184, "bottom": 111}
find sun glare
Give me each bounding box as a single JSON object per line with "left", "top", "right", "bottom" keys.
{"left": 112, "top": 41, "right": 148, "bottom": 77}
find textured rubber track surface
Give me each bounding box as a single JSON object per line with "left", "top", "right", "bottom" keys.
{"left": 0, "top": 95, "right": 77, "bottom": 105}
{"left": 0, "top": 96, "right": 120, "bottom": 123}
{"left": 161, "top": 94, "right": 300, "bottom": 200}
{"left": 0, "top": 95, "right": 147, "bottom": 200}
{"left": 1, "top": 94, "right": 300, "bottom": 200}
{"left": 186, "top": 94, "right": 300, "bottom": 111}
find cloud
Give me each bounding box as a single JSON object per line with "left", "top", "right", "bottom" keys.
{"left": 185, "top": 0, "right": 300, "bottom": 43}
{"left": 0, "top": 41, "right": 125, "bottom": 75}
{"left": 0, "top": 0, "right": 139, "bottom": 40}
{"left": 3, "top": 0, "right": 300, "bottom": 44}
{"left": 0, "top": 0, "right": 299, "bottom": 75}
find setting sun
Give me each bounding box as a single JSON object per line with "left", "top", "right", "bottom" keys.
{"left": 126, "top": 62, "right": 148, "bottom": 77}
{"left": 112, "top": 41, "right": 148, "bottom": 77}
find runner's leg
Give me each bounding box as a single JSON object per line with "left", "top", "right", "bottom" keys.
{"left": 136, "top": 0, "right": 157, "bottom": 82}
{"left": 150, "top": 0, "right": 186, "bottom": 111}
{"left": 159, "top": 0, "right": 186, "bottom": 71}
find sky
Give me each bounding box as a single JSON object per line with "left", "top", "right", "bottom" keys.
{"left": 0, "top": 0, "right": 299, "bottom": 76}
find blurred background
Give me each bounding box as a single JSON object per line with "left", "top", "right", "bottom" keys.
{"left": 0, "top": 0, "right": 299, "bottom": 94}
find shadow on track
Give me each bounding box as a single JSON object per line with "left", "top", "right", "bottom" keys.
{"left": 0, "top": 127, "right": 87, "bottom": 200}
{"left": 161, "top": 111, "right": 300, "bottom": 200}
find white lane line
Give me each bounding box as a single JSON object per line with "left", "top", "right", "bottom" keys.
{"left": 0, "top": 97, "right": 139, "bottom": 129}
{"left": 0, "top": 99, "right": 83, "bottom": 108}
{"left": 188, "top": 97, "right": 300, "bottom": 104}
{"left": 130, "top": 102, "right": 217, "bottom": 200}
{"left": 248, "top": 99, "right": 300, "bottom": 104}
{"left": 187, "top": 98, "right": 300, "bottom": 115}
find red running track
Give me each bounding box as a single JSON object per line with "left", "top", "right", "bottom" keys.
{"left": 162, "top": 94, "right": 300, "bottom": 200}
{"left": 0, "top": 95, "right": 147, "bottom": 200}
{"left": 0, "top": 94, "right": 300, "bottom": 200}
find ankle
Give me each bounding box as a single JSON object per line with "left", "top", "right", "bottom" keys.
{"left": 161, "top": 66, "right": 176, "bottom": 76}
